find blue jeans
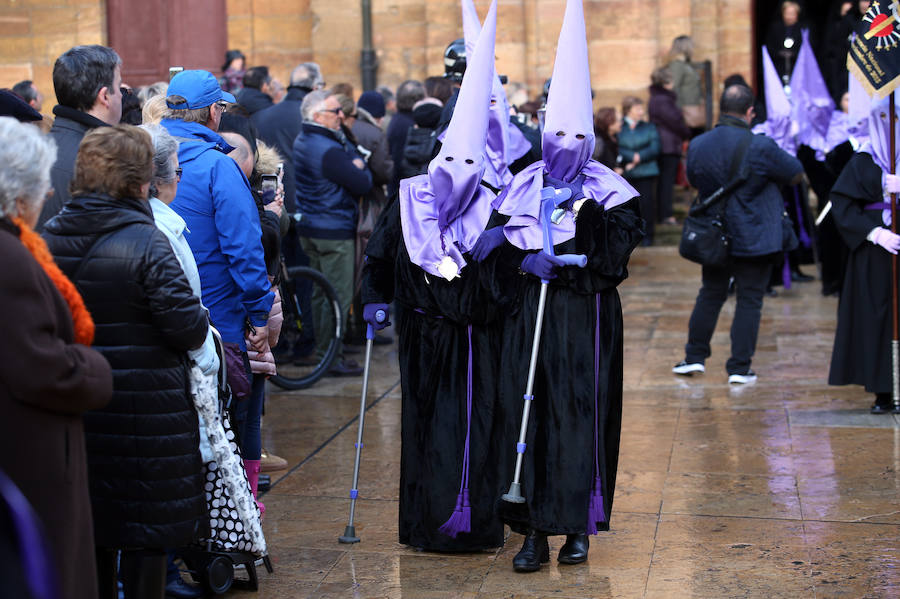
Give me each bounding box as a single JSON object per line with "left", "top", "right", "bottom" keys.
{"left": 233, "top": 374, "right": 265, "bottom": 460}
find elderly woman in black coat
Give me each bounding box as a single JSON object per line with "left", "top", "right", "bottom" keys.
{"left": 0, "top": 116, "right": 113, "bottom": 599}
{"left": 43, "top": 125, "right": 210, "bottom": 599}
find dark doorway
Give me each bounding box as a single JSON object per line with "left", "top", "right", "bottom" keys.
{"left": 753, "top": 0, "right": 849, "bottom": 105}
{"left": 107, "top": 0, "right": 227, "bottom": 87}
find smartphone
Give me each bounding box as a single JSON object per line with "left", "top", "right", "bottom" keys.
{"left": 260, "top": 174, "right": 278, "bottom": 203}
{"left": 169, "top": 66, "right": 184, "bottom": 81}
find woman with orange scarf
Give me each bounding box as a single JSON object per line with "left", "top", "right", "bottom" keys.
{"left": 0, "top": 116, "right": 113, "bottom": 599}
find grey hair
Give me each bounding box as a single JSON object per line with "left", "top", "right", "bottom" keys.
{"left": 137, "top": 81, "right": 168, "bottom": 105}
{"left": 139, "top": 123, "right": 179, "bottom": 198}
{"left": 396, "top": 80, "right": 425, "bottom": 112}
{"left": 301, "top": 90, "right": 333, "bottom": 122}
{"left": 669, "top": 35, "right": 694, "bottom": 62}
{"left": 290, "top": 62, "right": 323, "bottom": 90}
{"left": 0, "top": 117, "right": 57, "bottom": 218}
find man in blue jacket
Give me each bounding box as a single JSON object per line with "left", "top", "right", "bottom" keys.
{"left": 673, "top": 84, "right": 803, "bottom": 385}
{"left": 295, "top": 89, "right": 373, "bottom": 376}
{"left": 160, "top": 70, "right": 274, "bottom": 393}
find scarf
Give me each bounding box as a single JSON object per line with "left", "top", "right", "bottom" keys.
{"left": 13, "top": 217, "right": 95, "bottom": 345}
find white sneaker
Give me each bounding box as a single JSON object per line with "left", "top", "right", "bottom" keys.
{"left": 728, "top": 371, "right": 757, "bottom": 385}
{"left": 673, "top": 361, "right": 705, "bottom": 376}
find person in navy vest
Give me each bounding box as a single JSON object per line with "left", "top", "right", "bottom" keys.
{"left": 294, "top": 90, "right": 373, "bottom": 376}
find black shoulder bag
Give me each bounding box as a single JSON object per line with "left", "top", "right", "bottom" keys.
{"left": 679, "top": 131, "right": 753, "bottom": 267}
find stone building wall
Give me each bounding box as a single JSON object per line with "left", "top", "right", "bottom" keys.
{"left": 229, "top": 0, "right": 753, "bottom": 112}
{"left": 2, "top": 0, "right": 753, "bottom": 117}
{"left": 0, "top": 0, "right": 105, "bottom": 108}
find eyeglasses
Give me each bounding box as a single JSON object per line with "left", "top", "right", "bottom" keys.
{"left": 216, "top": 101, "right": 228, "bottom": 112}
{"left": 318, "top": 107, "right": 342, "bottom": 115}
{"left": 175, "top": 167, "right": 183, "bottom": 182}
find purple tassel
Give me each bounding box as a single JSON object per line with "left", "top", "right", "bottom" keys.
{"left": 438, "top": 489, "right": 471, "bottom": 538}
{"left": 440, "top": 325, "right": 474, "bottom": 539}
{"left": 586, "top": 476, "right": 605, "bottom": 536}
{"left": 782, "top": 254, "right": 792, "bottom": 290}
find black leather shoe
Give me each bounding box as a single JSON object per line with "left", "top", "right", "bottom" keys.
{"left": 512, "top": 530, "right": 549, "bottom": 573}
{"left": 327, "top": 359, "right": 363, "bottom": 377}
{"left": 165, "top": 576, "right": 204, "bottom": 599}
{"left": 791, "top": 269, "right": 814, "bottom": 282}
{"left": 558, "top": 533, "right": 589, "bottom": 564}
{"left": 871, "top": 393, "right": 894, "bottom": 414}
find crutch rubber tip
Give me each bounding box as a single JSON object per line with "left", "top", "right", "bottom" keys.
{"left": 501, "top": 482, "right": 526, "bottom": 504}
{"left": 338, "top": 525, "right": 360, "bottom": 544}
{"left": 501, "top": 492, "right": 526, "bottom": 504}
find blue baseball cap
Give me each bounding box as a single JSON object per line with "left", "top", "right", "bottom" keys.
{"left": 166, "top": 70, "right": 236, "bottom": 110}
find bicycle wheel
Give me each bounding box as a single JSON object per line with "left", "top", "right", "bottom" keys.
{"left": 270, "top": 266, "right": 342, "bottom": 390}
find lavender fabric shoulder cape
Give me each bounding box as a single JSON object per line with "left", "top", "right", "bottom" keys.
{"left": 399, "top": 175, "right": 495, "bottom": 279}
{"left": 494, "top": 160, "right": 638, "bottom": 251}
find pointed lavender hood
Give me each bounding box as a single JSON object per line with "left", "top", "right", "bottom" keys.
{"left": 492, "top": 0, "right": 637, "bottom": 251}
{"left": 753, "top": 45, "right": 797, "bottom": 155}
{"left": 398, "top": 0, "right": 498, "bottom": 280}
{"left": 789, "top": 29, "right": 834, "bottom": 158}
{"left": 458, "top": 0, "right": 532, "bottom": 188}
{"left": 541, "top": 0, "right": 595, "bottom": 181}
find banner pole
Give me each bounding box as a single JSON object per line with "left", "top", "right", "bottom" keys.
{"left": 891, "top": 91, "right": 900, "bottom": 412}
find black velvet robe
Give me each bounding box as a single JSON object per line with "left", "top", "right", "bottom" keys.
{"left": 361, "top": 199, "right": 519, "bottom": 551}
{"left": 798, "top": 143, "right": 851, "bottom": 295}
{"left": 828, "top": 153, "right": 899, "bottom": 394}
{"left": 492, "top": 199, "right": 644, "bottom": 535}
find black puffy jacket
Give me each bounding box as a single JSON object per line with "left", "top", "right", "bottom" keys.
{"left": 43, "top": 193, "right": 210, "bottom": 549}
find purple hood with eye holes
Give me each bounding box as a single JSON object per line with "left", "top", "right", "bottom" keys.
{"left": 399, "top": 0, "right": 498, "bottom": 280}
{"left": 492, "top": 0, "right": 637, "bottom": 251}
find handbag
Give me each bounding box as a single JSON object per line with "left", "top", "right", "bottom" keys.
{"left": 682, "top": 104, "right": 706, "bottom": 129}
{"left": 679, "top": 131, "right": 753, "bottom": 267}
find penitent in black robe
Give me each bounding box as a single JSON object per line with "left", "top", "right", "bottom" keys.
{"left": 361, "top": 199, "right": 520, "bottom": 551}
{"left": 828, "top": 153, "right": 899, "bottom": 394}
{"left": 493, "top": 199, "right": 644, "bottom": 535}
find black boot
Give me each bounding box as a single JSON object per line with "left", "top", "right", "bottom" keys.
{"left": 512, "top": 530, "right": 549, "bottom": 573}
{"left": 558, "top": 533, "right": 589, "bottom": 564}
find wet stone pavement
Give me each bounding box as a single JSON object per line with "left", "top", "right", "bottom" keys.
{"left": 233, "top": 246, "right": 900, "bottom": 599}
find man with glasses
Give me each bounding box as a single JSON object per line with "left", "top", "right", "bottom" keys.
{"left": 294, "top": 90, "right": 373, "bottom": 376}
{"left": 160, "top": 69, "right": 274, "bottom": 398}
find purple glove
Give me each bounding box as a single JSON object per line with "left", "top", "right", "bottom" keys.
{"left": 543, "top": 173, "right": 586, "bottom": 208}
{"left": 363, "top": 303, "right": 391, "bottom": 330}
{"left": 470, "top": 227, "right": 506, "bottom": 262}
{"left": 871, "top": 227, "right": 900, "bottom": 255}
{"left": 521, "top": 252, "right": 566, "bottom": 280}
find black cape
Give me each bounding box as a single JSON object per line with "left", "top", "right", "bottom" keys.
{"left": 492, "top": 199, "right": 644, "bottom": 535}
{"left": 828, "top": 152, "right": 898, "bottom": 393}
{"left": 361, "top": 199, "right": 518, "bottom": 551}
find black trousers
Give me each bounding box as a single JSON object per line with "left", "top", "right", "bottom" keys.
{"left": 684, "top": 256, "right": 774, "bottom": 375}
{"left": 656, "top": 154, "right": 680, "bottom": 222}
{"left": 630, "top": 176, "right": 657, "bottom": 243}
{"left": 97, "top": 548, "right": 166, "bottom": 599}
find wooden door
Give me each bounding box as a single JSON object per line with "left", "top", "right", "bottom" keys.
{"left": 107, "top": 0, "right": 227, "bottom": 87}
